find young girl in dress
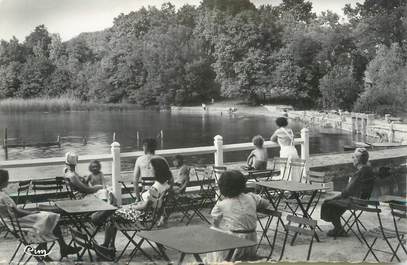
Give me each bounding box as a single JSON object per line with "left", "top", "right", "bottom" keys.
{"left": 270, "top": 117, "right": 300, "bottom": 181}
{"left": 246, "top": 135, "right": 268, "bottom": 170}
{"left": 210, "top": 170, "right": 270, "bottom": 262}
{"left": 0, "top": 169, "right": 80, "bottom": 259}
{"left": 95, "top": 156, "right": 172, "bottom": 260}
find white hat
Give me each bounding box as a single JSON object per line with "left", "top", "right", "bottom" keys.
{"left": 65, "top": 152, "right": 78, "bottom": 166}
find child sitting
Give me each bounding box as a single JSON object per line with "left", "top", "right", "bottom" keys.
{"left": 246, "top": 135, "right": 268, "bottom": 170}
{"left": 172, "top": 155, "right": 190, "bottom": 194}
{"left": 86, "top": 160, "right": 109, "bottom": 200}
{"left": 209, "top": 170, "right": 270, "bottom": 262}
{"left": 86, "top": 160, "right": 105, "bottom": 187}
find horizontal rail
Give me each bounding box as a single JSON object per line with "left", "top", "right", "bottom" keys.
{"left": 0, "top": 138, "right": 302, "bottom": 169}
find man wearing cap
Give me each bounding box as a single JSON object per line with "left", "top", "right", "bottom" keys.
{"left": 320, "top": 148, "right": 375, "bottom": 237}
{"left": 64, "top": 152, "right": 103, "bottom": 195}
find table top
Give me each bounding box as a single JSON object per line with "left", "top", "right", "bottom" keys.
{"left": 55, "top": 197, "right": 117, "bottom": 214}
{"left": 256, "top": 180, "right": 327, "bottom": 192}
{"left": 137, "top": 225, "right": 256, "bottom": 254}
{"left": 376, "top": 195, "right": 407, "bottom": 204}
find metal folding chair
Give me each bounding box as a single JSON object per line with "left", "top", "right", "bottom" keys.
{"left": 389, "top": 203, "right": 407, "bottom": 261}
{"left": 280, "top": 215, "right": 317, "bottom": 261}
{"left": 269, "top": 157, "right": 288, "bottom": 180}
{"left": 31, "top": 177, "right": 71, "bottom": 207}
{"left": 3, "top": 206, "right": 58, "bottom": 264}
{"left": 349, "top": 197, "right": 400, "bottom": 262}
{"left": 255, "top": 208, "right": 285, "bottom": 260}
{"left": 194, "top": 165, "right": 217, "bottom": 206}
{"left": 15, "top": 180, "right": 31, "bottom": 208}
{"left": 114, "top": 191, "right": 169, "bottom": 264}
{"left": 285, "top": 158, "right": 306, "bottom": 182}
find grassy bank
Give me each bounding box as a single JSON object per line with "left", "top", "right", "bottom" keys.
{"left": 0, "top": 97, "right": 139, "bottom": 112}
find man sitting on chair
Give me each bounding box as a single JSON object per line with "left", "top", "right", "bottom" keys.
{"left": 320, "top": 148, "right": 375, "bottom": 237}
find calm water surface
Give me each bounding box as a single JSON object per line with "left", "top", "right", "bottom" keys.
{"left": 0, "top": 110, "right": 353, "bottom": 180}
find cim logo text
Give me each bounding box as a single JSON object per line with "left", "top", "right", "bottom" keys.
{"left": 24, "top": 245, "right": 51, "bottom": 257}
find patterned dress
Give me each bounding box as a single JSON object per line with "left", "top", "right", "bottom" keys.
{"left": 112, "top": 181, "right": 169, "bottom": 223}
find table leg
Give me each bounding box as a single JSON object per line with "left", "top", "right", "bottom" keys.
{"left": 225, "top": 249, "right": 236, "bottom": 261}
{"left": 177, "top": 253, "right": 186, "bottom": 265}
{"left": 156, "top": 243, "right": 171, "bottom": 262}
{"left": 193, "top": 253, "right": 204, "bottom": 265}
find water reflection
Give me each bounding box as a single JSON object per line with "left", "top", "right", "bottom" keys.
{"left": 0, "top": 110, "right": 353, "bottom": 180}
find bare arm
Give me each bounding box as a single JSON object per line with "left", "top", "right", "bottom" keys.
{"left": 70, "top": 173, "right": 101, "bottom": 194}
{"left": 131, "top": 199, "right": 149, "bottom": 210}
{"left": 134, "top": 162, "right": 141, "bottom": 200}
{"left": 270, "top": 131, "right": 278, "bottom": 143}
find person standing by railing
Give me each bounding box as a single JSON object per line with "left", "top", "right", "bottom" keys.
{"left": 270, "top": 117, "right": 300, "bottom": 181}
{"left": 133, "top": 138, "right": 157, "bottom": 201}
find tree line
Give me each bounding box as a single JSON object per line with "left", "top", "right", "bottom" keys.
{"left": 0, "top": 0, "right": 406, "bottom": 114}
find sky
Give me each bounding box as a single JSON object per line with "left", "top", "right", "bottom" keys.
{"left": 0, "top": 0, "right": 361, "bottom": 42}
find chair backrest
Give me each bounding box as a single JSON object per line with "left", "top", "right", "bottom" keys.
{"left": 16, "top": 180, "right": 31, "bottom": 207}
{"left": 389, "top": 203, "right": 407, "bottom": 238}
{"left": 286, "top": 215, "right": 317, "bottom": 236}
{"left": 212, "top": 166, "right": 226, "bottom": 181}
{"left": 144, "top": 190, "right": 169, "bottom": 229}
{"left": 389, "top": 203, "right": 407, "bottom": 219}
{"left": 307, "top": 171, "right": 333, "bottom": 192}
{"left": 272, "top": 157, "right": 288, "bottom": 169}
{"left": 349, "top": 197, "right": 380, "bottom": 213}
{"left": 193, "top": 165, "right": 208, "bottom": 181}
{"left": 247, "top": 170, "right": 273, "bottom": 182}
{"left": 272, "top": 157, "right": 288, "bottom": 178}
{"left": 286, "top": 158, "right": 306, "bottom": 182}
{"left": 31, "top": 177, "right": 64, "bottom": 193}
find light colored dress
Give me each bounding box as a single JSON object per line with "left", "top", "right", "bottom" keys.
{"left": 208, "top": 193, "right": 269, "bottom": 262}
{"left": 0, "top": 191, "right": 60, "bottom": 239}
{"left": 113, "top": 181, "right": 170, "bottom": 223}
{"left": 270, "top": 127, "right": 300, "bottom": 181}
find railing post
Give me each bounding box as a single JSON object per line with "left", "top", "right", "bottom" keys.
{"left": 111, "top": 141, "right": 122, "bottom": 206}
{"left": 301, "top": 128, "right": 310, "bottom": 180}
{"left": 388, "top": 122, "right": 395, "bottom": 143}
{"left": 214, "top": 135, "right": 223, "bottom": 166}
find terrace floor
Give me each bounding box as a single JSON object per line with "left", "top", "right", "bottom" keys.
{"left": 0, "top": 193, "right": 406, "bottom": 264}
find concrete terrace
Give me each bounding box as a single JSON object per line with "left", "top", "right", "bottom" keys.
{"left": 0, "top": 194, "right": 406, "bottom": 264}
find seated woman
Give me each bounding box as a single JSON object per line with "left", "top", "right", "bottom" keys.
{"left": 96, "top": 157, "right": 172, "bottom": 260}
{"left": 64, "top": 152, "right": 103, "bottom": 197}
{"left": 0, "top": 169, "right": 80, "bottom": 259}
{"left": 209, "top": 170, "right": 269, "bottom": 262}
{"left": 133, "top": 138, "right": 157, "bottom": 201}
{"left": 320, "top": 148, "right": 375, "bottom": 237}
{"left": 246, "top": 135, "right": 268, "bottom": 170}
{"left": 172, "top": 155, "right": 190, "bottom": 194}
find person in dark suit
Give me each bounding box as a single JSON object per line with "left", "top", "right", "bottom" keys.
{"left": 320, "top": 148, "right": 375, "bottom": 237}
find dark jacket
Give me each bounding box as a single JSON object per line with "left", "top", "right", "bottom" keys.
{"left": 341, "top": 165, "right": 374, "bottom": 199}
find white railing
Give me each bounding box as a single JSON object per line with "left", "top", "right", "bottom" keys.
{"left": 0, "top": 128, "right": 310, "bottom": 205}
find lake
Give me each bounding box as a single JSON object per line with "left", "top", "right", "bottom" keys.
{"left": 0, "top": 110, "right": 353, "bottom": 180}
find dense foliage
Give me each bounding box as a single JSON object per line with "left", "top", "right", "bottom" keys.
{"left": 0, "top": 0, "right": 406, "bottom": 114}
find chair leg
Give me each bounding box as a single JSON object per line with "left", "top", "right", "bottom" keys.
{"left": 362, "top": 237, "right": 379, "bottom": 262}
{"left": 307, "top": 235, "right": 315, "bottom": 261}
{"left": 279, "top": 230, "right": 289, "bottom": 261}
{"left": 116, "top": 231, "right": 137, "bottom": 261}
{"left": 10, "top": 241, "right": 22, "bottom": 263}
{"left": 257, "top": 215, "right": 273, "bottom": 252}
